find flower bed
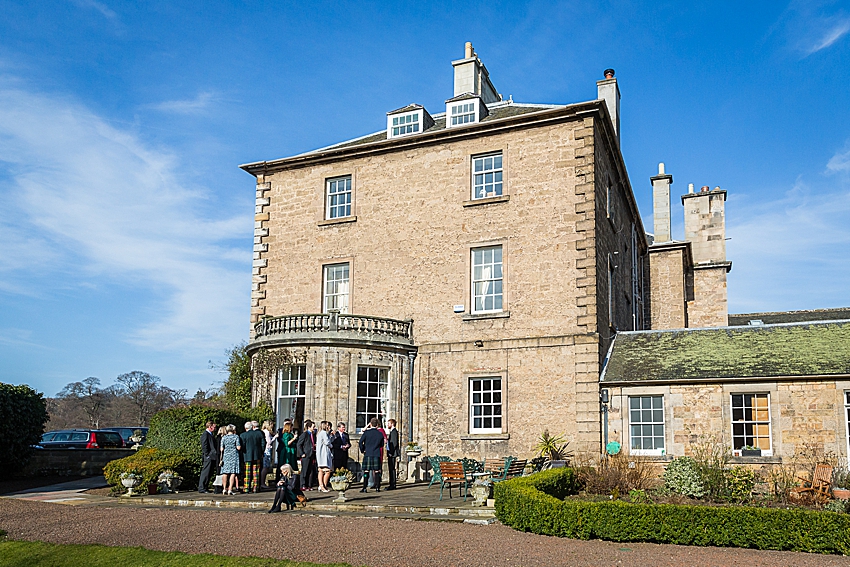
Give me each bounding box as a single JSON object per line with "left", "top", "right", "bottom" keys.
{"left": 494, "top": 468, "right": 850, "bottom": 554}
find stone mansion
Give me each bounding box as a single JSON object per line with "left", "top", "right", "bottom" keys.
{"left": 240, "top": 43, "right": 850, "bottom": 465}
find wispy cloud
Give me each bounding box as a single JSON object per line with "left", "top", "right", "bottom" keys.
{"left": 0, "top": 81, "right": 250, "bottom": 352}
{"left": 727, "top": 159, "right": 850, "bottom": 312}
{"left": 69, "top": 0, "right": 118, "bottom": 21}
{"left": 144, "top": 92, "right": 218, "bottom": 114}
{"left": 827, "top": 143, "right": 850, "bottom": 173}
{"left": 805, "top": 17, "right": 850, "bottom": 54}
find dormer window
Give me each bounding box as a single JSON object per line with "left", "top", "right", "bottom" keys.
{"left": 445, "top": 94, "right": 488, "bottom": 128}
{"left": 386, "top": 104, "right": 434, "bottom": 139}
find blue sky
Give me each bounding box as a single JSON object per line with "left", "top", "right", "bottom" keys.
{"left": 1, "top": 1, "right": 849, "bottom": 398}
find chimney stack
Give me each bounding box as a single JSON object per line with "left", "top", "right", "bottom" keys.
{"left": 650, "top": 162, "right": 673, "bottom": 243}
{"left": 452, "top": 42, "right": 500, "bottom": 104}
{"left": 597, "top": 68, "right": 621, "bottom": 144}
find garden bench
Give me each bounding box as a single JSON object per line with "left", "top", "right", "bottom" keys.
{"left": 483, "top": 456, "right": 514, "bottom": 482}
{"left": 437, "top": 461, "right": 469, "bottom": 501}
{"left": 427, "top": 454, "right": 452, "bottom": 488}
{"left": 498, "top": 458, "right": 527, "bottom": 481}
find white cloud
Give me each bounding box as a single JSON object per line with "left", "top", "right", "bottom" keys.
{"left": 0, "top": 82, "right": 251, "bottom": 352}
{"left": 827, "top": 143, "right": 850, "bottom": 173}
{"left": 727, "top": 173, "right": 850, "bottom": 313}
{"left": 69, "top": 0, "right": 118, "bottom": 21}
{"left": 805, "top": 17, "right": 850, "bottom": 54}
{"left": 145, "top": 92, "right": 218, "bottom": 114}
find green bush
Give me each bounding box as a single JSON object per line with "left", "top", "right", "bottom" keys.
{"left": 0, "top": 383, "right": 48, "bottom": 475}
{"left": 726, "top": 466, "right": 756, "bottom": 501}
{"left": 103, "top": 447, "right": 196, "bottom": 489}
{"left": 663, "top": 456, "right": 707, "bottom": 498}
{"left": 495, "top": 468, "right": 850, "bottom": 554}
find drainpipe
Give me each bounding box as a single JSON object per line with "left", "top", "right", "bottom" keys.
{"left": 407, "top": 352, "right": 416, "bottom": 443}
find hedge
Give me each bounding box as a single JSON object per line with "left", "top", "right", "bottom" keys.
{"left": 0, "top": 383, "right": 48, "bottom": 475}
{"left": 106, "top": 404, "right": 274, "bottom": 490}
{"left": 494, "top": 468, "right": 850, "bottom": 555}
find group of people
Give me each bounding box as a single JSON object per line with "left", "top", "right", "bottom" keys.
{"left": 197, "top": 416, "right": 402, "bottom": 507}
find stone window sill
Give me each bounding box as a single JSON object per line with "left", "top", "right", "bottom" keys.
{"left": 462, "top": 311, "right": 510, "bottom": 322}
{"left": 463, "top": 195, "right": 510, "bottom": 207}
{"left": 730, "top": 456, "right": 782, "bottom": 464}
{"left": 460, "top": 434, "right": 510, "bottom": 441}
{"left": 318, "top": 216, "right": 357, "bottom": 227}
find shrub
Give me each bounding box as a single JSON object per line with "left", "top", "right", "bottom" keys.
{"left": 727, "top": 466, "right": 756, "bottom": 502}
{"left": 495, "top": 468, "right": 850, "bottom": 554}
{"left": 663, "top": 456, "right": 707, "bottom": 498}
{"left": 0, "top": 383, "right": 48, "bottom": 475}
{"left": 103, "top": 447, "right": 196, "bottom": 489}
{"left": 577, "top": 452, "right": 656, "bottom": 496}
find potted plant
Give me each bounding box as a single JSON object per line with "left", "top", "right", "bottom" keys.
{"left": 330, "top": 467, "right": 355, "bottom": 503}
{"left": 157, "top": 470, "right": 183, "bottom": 494}
{"left": 405, "top": 442, "right": 422, "bottom": 457}
{"left": 740, "top": 445, "right": 762, "bottom": 457}
{"left": 833, "top": 468, "right": 850, "bottom": 500}
{"left": 120, "top": 471, "right": 141, "bottom": 497}
{"left": 533, "top": 430, "right": 573, "bottom": 466}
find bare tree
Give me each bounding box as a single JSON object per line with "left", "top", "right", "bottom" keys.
{"left": 56, "top": 377, "right": 106, "bottom": 428}
{"left": 116, "top": 371, "right": 184, "bottom": 426}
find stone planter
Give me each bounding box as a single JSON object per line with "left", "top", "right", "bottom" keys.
{"left": 833, "top": 488, "right": 850, "bottom": 500}
{"left": 158, "top": 476, "right": 182, "bottom": 494}
{"left": 330, "top": 479, "right": 351, "bottom": 503}
{"left": 470, "top": 478, "right": 493, "bottom": 507}
{"left": 121, "top": 477, "right": 139, "bottom": 497}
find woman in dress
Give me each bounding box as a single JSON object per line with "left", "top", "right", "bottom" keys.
{"left": 316, "top": 421, "right": 334, "bottom": 492}
{"left": 277, "top": 422, "right": 298, "bottom": 471}
{"left": 219, "top": 424, "right": 242, "bottom": 495}
{"left": 260, "top": 420, "right": 277, "bottom": 490}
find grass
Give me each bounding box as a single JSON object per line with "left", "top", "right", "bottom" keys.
{"left": 0, "top": 541, "right": 354, "bottom": 567}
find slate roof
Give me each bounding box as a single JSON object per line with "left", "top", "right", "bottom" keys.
{"left": 601, "top": 321, "right": 850, "bottom": 384}
{"left": 729, "top": 307, "right": 850, "bottom": 326}
{"left": 306, "top": 102, "right": 561, "bottom": 154}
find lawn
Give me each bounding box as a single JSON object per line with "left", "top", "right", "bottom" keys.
{"left": 0, "top": 540, "right": 354, "bottom": 567}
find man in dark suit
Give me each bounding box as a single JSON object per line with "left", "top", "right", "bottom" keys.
{"left": 197, "top": 421, "right": 218, "bottom": 493}
{"left": 296, "top": 420, "right": 317, "bottom": 491}
{"left": 240, "top": 421, "right": 265, "bottom": 493}
{"left": 331, "top": 421, "right": 351, "bottom": 472}
{"left": 359, "top": 418, "right": 384, "bottom": 493}
{"left": 386, "top": 418, "right": 400, "bottom": 490}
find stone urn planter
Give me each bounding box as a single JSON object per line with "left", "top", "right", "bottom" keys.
{"left": 470, "top": 477, "right": 493, "bottom": 507}
{"left": 330, "top": 468, "right": 355, "bottom": 503}
{"left": 121, "top": 476, "right": 140, "bottom": 497}
{"left": 157, "top": 471, "right": 183, "bottom": 494}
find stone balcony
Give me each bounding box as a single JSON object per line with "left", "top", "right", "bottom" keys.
{"left": 248, "top": 311, "right": 416, "bottom": 353}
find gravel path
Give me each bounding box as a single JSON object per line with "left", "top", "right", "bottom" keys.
{"left": 1, "top": 499, "right": 847, "bottom": 567}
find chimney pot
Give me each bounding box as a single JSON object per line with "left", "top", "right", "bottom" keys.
{"left": 604, "top": 68, "right": 615, "bottom": 79}
{"left": 465, "top": 42, "right": 473, "bottom": 59}
{"left": 701, "top": 185, "right": 709, "bottom": 192}
{"left": 714, "top": 186, "right": 721, "bottom": 192}
{"left": 688, "top": 183, "right": 695, "bottom": 194}
{"left": 658, "top": 162, "right": 665, "bottom": 175}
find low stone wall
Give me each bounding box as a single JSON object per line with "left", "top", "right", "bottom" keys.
{"left": 18, "top": 449, "right": 135, "bottom": 477}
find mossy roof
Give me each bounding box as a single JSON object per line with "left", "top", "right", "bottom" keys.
{"left": 601, "top": 321, "right": 850, "bottom": 384}
{"left": 729, "top": 307, "right": 850, "bottom": 326}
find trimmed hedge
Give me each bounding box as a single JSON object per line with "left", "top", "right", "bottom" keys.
{"left": 0, "top": 383, "right": 48, "bottom": 475}
{"left": 495, "top": 468, "right": 850, "bottom": 555}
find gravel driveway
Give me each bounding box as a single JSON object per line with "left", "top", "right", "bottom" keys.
{"left": 1, "top": 498, "right": 846, "bottom": 567}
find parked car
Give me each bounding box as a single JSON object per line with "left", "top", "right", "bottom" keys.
{"left": 102, "top": 427, "right": 148, "bottom": 447}
{"left": 36, "top": 429, "right": 126, "bottom": 449}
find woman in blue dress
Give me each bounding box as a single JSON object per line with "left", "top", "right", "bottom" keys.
{"left": 219, "top": 424, "right": 242, "bottom": 495}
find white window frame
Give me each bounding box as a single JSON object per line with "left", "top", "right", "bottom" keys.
{"left": 325, "top": 175, "right": 352, "bottom": 219}
{"left": 469, "top": 377, "right": 503, "bottom": 434}
{"left": 628, "top": 395, "right": 665, "bottom": 456}
{"left": 472, "top": 152, "right": 503, "bottom": 199}
{"left": 355, "top": 366, "right": 388, "bottom": 433}
{"left": 471, "top": 245, "right": 503, "bottom": 314}
{"left": 731, "top": 393, "right": 772, "bottom": 456}
{"left": 323, "top": 262, "right": 350, "bottom": 313}
{"left": 446, "top": 98, "right": 481, "bottom": 128}
{"left": 387, "top": 110, "right": 422, "bottom": 139}
{"left": 277, "top": 365, "right": 306, "bottom": 429}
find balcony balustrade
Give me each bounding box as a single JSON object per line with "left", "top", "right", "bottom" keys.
{"left": 250, "top": 311, "right": 414, "bottom": 351}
